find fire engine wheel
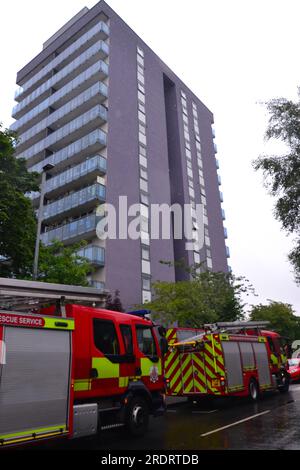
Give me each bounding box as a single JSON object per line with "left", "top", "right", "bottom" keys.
{"left": 125, "top": 397, "right": 149, "bottom": 437}
{"left": 248, "top": 379, "right": 259, "bottom": 401}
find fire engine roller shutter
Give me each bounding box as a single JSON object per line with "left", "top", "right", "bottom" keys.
{"left": 221, "top": 341, "right": 244, "bottom": 390}
{"left": 239, "top": 342, "right": 255, "bottom": 370}
{"left": 252, "top": 342, "right": 272, "bottom": 387}
{"left": 0, "top": 326, "right": 71, "bottom": 437}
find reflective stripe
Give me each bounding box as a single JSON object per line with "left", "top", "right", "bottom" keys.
{"left": 119, "top": 377, "right": 129, "bottom": 387}
{"left": 0, "top": 424, "right": 67, "bottom": 442}
{"left": 43, "top": 317, "right": 74, "bottom": 330}
{"left": 92, "top": 357, "right": 120, "bottom": 378}
{"left": 74, "top": 379, "right": 91, "bottom": 391}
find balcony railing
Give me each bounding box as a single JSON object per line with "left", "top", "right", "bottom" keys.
{"left": 18, "top": 82, "right": 107, "bottom": 149}
{"left": 219, "top": 190, "right": 224, "bottom": 203}
{"left": 226, "top": 246, "right": 230, "bottom": 258}
{"left": 29, "top": 129, "right": 107, "bottom": 173}
{"left": 89, "top": 280, "right": 106, "bottom": 290}
{"left": 218, "top": 174, "right": 222, "bottom": 186}
{"left": 15, "top": 22, "right": 109, "bottom": 100}
{"left": 77, "top": 245, "right": 105, "bottom": 266}
{"left": 224, "top": 227, "right": 228, "bottom": 239}
{"left": 20, "top": 105, "right": 107, "bottom": 162}
{"left": 11, "top": 63, "right": 108, "bottom": 133}
{"left": 13, "top": 41, "right": 109, "bottom": 118}
{"left": 41, "top": 213, "right": 100, "bottom": 245}
{"left": 43, "top": 183, "right": 106, "bottom": 221}
{"left": 221, "top": 208, "right": 226, "bottom": 220}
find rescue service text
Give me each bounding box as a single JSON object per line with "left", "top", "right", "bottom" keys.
{"left": 0, "top": 314, "right": 44, "bottom": 328}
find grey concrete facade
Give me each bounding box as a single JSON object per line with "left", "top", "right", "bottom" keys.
{"left": 11, "top": 1, "right": 229, "bottom": 309}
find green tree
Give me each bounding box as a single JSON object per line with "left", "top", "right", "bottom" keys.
{"left": 253, "top": 89, "right": 300, "bottom": 283}
{"left": 36, "top": 240, "right": 93, "bottom": 286}
{"left": 143, "top": 262, "right": 254, "bottom": 327}
{"left": 250, "top": 301, "right": 300, "bottom": 341}
{"left": 0, "top": 125, "right": 39, "bottom": 278}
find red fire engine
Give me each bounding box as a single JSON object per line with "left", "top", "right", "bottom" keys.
{"left": 164, "top": 322, "right": 290, "bottom": 401}
{"left": 0, "top": 278, "right": 165, "bottom": 448}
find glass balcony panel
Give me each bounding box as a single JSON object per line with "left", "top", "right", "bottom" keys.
{"left": 11, "top": 64, "right": 108, "bottom": 133}
{"left": 43, "top": 183, "right": 105, "bottom": 220}
{"left": 13, "top": 41, "right": 109, "bottom": 117}
{"left": 18, "top": 82, "right": 107, "bottom": 148}
{"left": 16, "top": 22, "right": 109, "bottom": 98}
{"left": 30, "top": 130, "right": 107, "bottom": 174}
{"left": 21, "top": 105, "right": 107, "bottom": 162}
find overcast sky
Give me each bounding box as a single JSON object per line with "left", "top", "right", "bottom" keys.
{"left": 1, "top": 0, "right": 299, "bottom": 314}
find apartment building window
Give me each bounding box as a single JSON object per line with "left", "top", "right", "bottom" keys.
{"left": 142, "top": 260, "right": 151, "bottom": 275}
{"left": 142, "top": 246, "right": 150, "bottom": 261}
{"left": 139, "top": 133, "right": 146, "bottom": 146}
{"left": 140, "top": 192, "right": 149, "bottom": 206}
{"left": 140, "top": 178, "right": 148, "bottom": 192}
{"left": 139, "top": 144, "right": 147, "bottom": 157}
{"left": 137, "top": 46, "right": 144, "bottom": 57}
{"left": 139, "top": 155, "right": 147, "bottom": 168}
{"left": 137, "top": 72, "right": 145, "bottom": 84}
{"left": 138, "top": 82, "right": 145, "bottom": 93}
{"left": 138, "top": 91, "right": 145, "bottom": 104}
{"left": 138, "top": 102, "right": 146, "bottom": 114}
{"left": 139, "top": 123, "right": 146, "bottom": 135}
{"left": 138, "top": 111, "right": 146, "bottom": 124}
{"left": 142, "top": 276, "right": 151, "bottom": 291}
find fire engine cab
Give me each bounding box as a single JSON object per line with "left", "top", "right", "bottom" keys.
{"left": 0, "top": 278, "right": 165, "bottom": 448}
{"left": 164, "top": 322, "right": 290, "bottom": 401}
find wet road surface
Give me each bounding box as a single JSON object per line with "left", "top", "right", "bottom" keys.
{"left": 45, "top": 384, "right": 300, "bottom": 450}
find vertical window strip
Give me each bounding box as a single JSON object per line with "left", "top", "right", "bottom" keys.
{"left": 137, "top": 47, "right": 151, "bottom": 301}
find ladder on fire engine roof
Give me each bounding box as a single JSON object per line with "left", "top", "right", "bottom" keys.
{"left": 171, "top": 321, "right": 271, "bottom": 348}
{"left": 0, "top": 277, "right": 109, "bottom": 314}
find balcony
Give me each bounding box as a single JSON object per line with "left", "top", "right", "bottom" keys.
{"left": 17, "top": 82, "right": 107, "bottom": 151}
{"left": 11, "top": 63, "right": 108, "bottom": 134}
{"left": 13, "top": 41, "right": 109, "bottom": 119}
{"left": 29, "top": 129, "right": 107, "bottom": 174}
{"left": 41, "top": 213, "right": 100, "bottom": 245}
{"left": 226, "top": 246, "right": 230, "bottom": 258}
{"left": 77, "top": 245, "right": 105, "bottom": 267}
{"left": 218, "top": 174, "right": 222, "bottom": 186}
{"left": 219, "top": 190, "right": 224, "bottom": 203}
{"left": 224, "top": 227, "right": 228, "bottom": 239}
{"left": 15, "top": 22, "right": 109, "bottom": 101}
{"left": 221, "top": 208, "right": 226, "bottom": 220}
{"left": 43, "top": 183, "right": 106, "bottom": 223}
{"left": 216, "top": 158, "right": 220, "bottom": 169}
{"left": 19, "top": 105, "right": 107, "bottom": 165}
{"left": 214, "top": 143, "right": 218, "bottom": 154}
{"left": 89, "top": 280, "right": 106, "bottom": 290}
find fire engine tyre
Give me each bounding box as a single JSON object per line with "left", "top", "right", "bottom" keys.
{"left": 248, "top": 378, "right": 259, "bottom": 401}
{"left": 125, "top": 397, "right": 149, "bottom": 437}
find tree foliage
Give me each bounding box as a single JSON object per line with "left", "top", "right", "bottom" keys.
{"left": 143, "top": 262, "right": 255, "bottom": 327}
{"left": 105, "top": 290, "right": 124, "bottom": 312}
{"left": 36, "top": 240, "right": 93, "bottom": 286}
{"left": 253, "top": 89, "right": 300, "bottom": 282}
{"left": 250, "top": 301, "right": 300, "bottom": 341}
{"left": 0, "top": 125, "right": 39, "bottom": 278}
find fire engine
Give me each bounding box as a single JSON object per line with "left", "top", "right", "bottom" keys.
{"left": 0, "top": 278, "right": 165, "bottom": 448}
{"left": 164, "top": 322, "right": 290, "bottom": 401}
